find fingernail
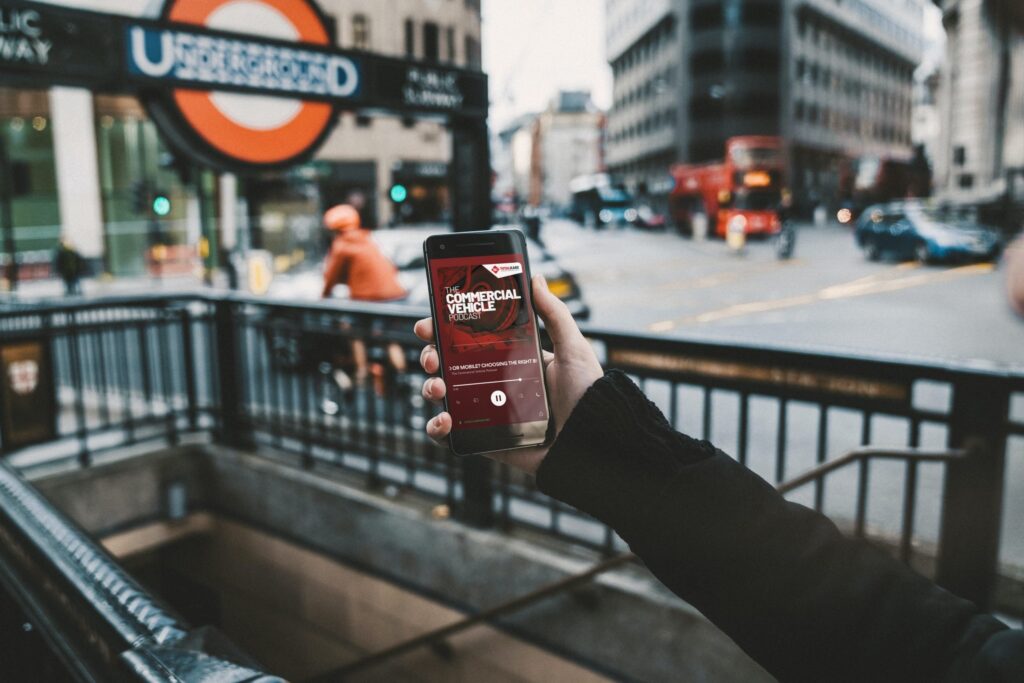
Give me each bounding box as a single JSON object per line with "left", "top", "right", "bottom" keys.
{"left": 535, "top": 275, "right": 547, "bottom": 289}
{"left": 431, "top": 416, "right": 440, "bottom": 429}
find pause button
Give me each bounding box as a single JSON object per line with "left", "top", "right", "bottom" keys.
{"left": 490, "top": 390, "right": 507, "bottom": 407}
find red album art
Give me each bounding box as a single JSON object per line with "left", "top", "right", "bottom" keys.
{"left": 435, "top": 262, "right": 531, "bottom": 355}
{"left": 429, "top": 252, "right": 547, "bottom": 430}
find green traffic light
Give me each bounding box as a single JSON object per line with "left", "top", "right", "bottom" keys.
{"left": 389, "top": 184, "right": 408, "bottom": 203}
{"left": 152, "top": 195, "right": 171, "bottom": 217}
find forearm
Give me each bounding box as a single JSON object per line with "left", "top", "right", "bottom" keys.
{"left": 536, "top": 371, "right": 1007, "bottom": 682}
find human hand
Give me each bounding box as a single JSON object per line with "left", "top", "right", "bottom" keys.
{"left": 414, "top": 275, "right": 604, "bottom": 475}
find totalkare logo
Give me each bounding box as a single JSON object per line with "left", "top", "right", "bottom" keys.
{"left": 482, "top": 262, "right": 523, "bottom": 278}
{"left": 140, "top": 0, "right": 349, "bottom": 171}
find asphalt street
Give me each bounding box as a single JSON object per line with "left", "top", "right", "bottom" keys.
{"left": 6, "top": 219, "right": 1023, "bottom": 572}
{"left": 539, "top": 218, "right": 1024, "bottom": 569}
{"left": 539, "top": 218, "right": 1023, "bottom": 368}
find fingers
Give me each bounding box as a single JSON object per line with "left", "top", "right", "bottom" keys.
{"left": 532, "top": 275, "right": 586, "bottom": 352}
{"left": 426, "top": 412, "right": 452, "bottom": 443}
{"left": 420, "top": 344, "right": 439, "bottom": 374}
{"left": 542, "top": 349, "right": 554, "bottom": 367}
{"left": 421, "top": 376, "right": 446, "bottom": 403}
{"left": 414, "top": 317, "right": 434, "bottom": 343}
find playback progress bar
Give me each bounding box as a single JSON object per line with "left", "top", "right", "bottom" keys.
{"left": 451, "top": 378, "right": 524, "bottom": 388}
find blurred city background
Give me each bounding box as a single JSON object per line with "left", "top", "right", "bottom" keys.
{"left": 0, "top": 0, "right": 1022, "bottom": 681}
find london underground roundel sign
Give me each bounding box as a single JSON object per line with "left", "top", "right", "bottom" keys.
{"left": 144, "top": 0, "right": 344, "bottom": 171}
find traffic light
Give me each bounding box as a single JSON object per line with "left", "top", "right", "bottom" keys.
{"left": 152, "top": 193, "right": 172, "bottom": 217}
{"left": 389, "top": 183, "right": 408, "bottom": 203}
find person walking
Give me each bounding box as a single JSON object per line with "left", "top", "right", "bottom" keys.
{"left": 413, "top": 276, "right": 1023, "bottom": 683}
{"left": 54, "top": 238, "right": 84, "bottom": 295}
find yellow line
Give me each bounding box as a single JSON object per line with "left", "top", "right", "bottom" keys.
{"left": 648, "top": 262, "right": 994, "bottom": 332}
{"left": 655, "top": 259, "right": 803, "bottom": 292}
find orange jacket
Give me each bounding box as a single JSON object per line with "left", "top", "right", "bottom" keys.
{"left": 322, "top": 229, "right": 407, "bottom": 301}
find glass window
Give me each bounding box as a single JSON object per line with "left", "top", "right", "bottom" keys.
{"left": 446, "top": 26, "right": 456, "bottom": 62}
{"left": 0, "top": 89, "right": 60, "bottom": 257}
{"left": 423, "top": 22, "right": 440, "bottom": 63}
{"left": 404, "top": 19, "right": 415, "bottom": 57}
{"left": 352, "top": 14, "right": 369, "bottom": 50}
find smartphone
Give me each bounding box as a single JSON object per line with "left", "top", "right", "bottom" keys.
{"left": 423, "top": 229, "right": 551, "bottom": 456}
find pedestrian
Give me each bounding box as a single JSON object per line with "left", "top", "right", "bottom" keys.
{"left": 1007, "top": 233, "right": 1024, "bottom": 317}
{"left": 521, "top": 205, "right": 543, "bottom": 245}
{"left": 413, "top": 276, "right": 1024, "bottom": 683}
{"left": 321, "top": 204, "right": 408, "bottom": 391}
{"left": 54, "top": 238, "right": 83, "bottom": 295}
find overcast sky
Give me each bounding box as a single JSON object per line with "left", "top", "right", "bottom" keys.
{"left": 482, "top": 0, "right": 612, "bottom": 130}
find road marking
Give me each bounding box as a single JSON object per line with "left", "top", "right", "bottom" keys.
{"left": 655, "top": 259, "right": 803, "bottom": 291}
{"left": 648, "top": 262, "right": 994, "bottom": 332}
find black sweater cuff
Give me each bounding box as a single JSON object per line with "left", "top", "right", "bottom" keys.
{"left": 535, "top": 370, "right": 715, "bottom": 537}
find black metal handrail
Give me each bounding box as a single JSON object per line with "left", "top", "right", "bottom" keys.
{"left": 306, "top": 445, "right": 968, "bottom": 682}
{"left": 0, "top": 459, "right": 282, "bottom": 681}
{"left": 2, "top": 292, "right": 1022, "bottom": 610}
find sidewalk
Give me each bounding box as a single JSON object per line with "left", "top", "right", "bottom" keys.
{"left": 1, "top": 272, "right": 224, "bottom": 302}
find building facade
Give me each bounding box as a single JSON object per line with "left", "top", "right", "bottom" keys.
{"left": 605, "top": 0, "right": 926, "bottom": 213}
{"left": 532, "top": 91, "right": 606, "bottom": 210}
{"left": 932, "top": 0, "right": 1024, "bottom": 214}
{"left": 0, "top": 0, "right": 482, "bottom": 282}
{"left": 605, "top": 0, "right": 682, "bottom": 204}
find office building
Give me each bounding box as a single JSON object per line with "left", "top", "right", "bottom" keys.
{"left": 932, "top": 0, "right": 1024, "bottom": 213}
{"left": 605, "top": 0, "right": 926, "bottom": 210}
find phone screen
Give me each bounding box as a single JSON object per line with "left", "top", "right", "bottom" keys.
{"left": 426, "top": 233, "right": 550, "bottom": 454}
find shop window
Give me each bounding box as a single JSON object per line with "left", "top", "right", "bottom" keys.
{"left": 1, "top": 102, "right": 61, "bottom": 255}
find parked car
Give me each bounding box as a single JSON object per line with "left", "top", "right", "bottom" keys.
{"left": 854, "top": 203, "right": 1002, "bottom": 264}
{"left": 268, "top": 226, "right": 590, "bottom": 320}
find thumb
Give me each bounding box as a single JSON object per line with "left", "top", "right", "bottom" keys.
{"left": 532, "top": 275, "right": 584, "bottom": 351}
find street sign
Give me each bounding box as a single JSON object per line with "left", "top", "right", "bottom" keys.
{"left": 0, "top": 0, "right": 489, "bottom": 173}
{"left": 0, "top": 339, "right": 56, "bottom": 452}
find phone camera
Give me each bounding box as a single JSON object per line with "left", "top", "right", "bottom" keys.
{"left": 440, "top": 244, "right": 447, "bottom": 250}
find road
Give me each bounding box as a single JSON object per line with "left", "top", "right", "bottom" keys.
{"left": 6, "top": 219, "right": 1023, "bottom": 571}
{"left": 539, "top": 218, "right": 1024, "bottom": 568}
{"left": 540, "top": 218, "right": 1022, "bottom": 368}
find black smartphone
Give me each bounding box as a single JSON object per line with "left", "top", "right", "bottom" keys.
{"left": 423, "top": 229, "right": 552, "bottom": 456}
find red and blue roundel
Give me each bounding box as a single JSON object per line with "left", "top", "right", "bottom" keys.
{"left": 147, "top": 0, "right": 343, "bottom": 171}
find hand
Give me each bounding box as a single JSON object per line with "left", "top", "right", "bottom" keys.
{"left": 414, "top": 275, "right": 604, "bottom": 475}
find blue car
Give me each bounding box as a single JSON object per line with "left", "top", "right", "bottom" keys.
{"left": 855, "top": 203, "right": 1002, "bottom": 264}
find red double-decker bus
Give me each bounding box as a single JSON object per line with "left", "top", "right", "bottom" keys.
{"left": 670, "top": 136, "right": 786, "bottom": 237}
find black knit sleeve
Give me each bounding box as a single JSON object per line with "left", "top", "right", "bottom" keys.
{"left": 536, "top": 370, "right": 1016, "bottom": 683}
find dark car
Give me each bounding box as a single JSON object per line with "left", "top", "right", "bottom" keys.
{"left": 854, "top": 203, "right": 1002, "bottom": 264}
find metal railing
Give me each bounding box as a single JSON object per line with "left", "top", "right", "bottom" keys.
{"left": 2, "top": 293, "right": 1023, "bottom": 614}
{"left": 0, "top": 456, "right": 281, "bottom": 681}
{"left": 308, "top": 445, "right": 967, "bottom": 682}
